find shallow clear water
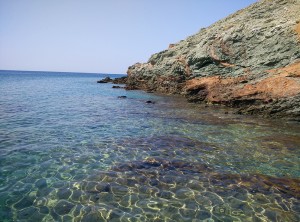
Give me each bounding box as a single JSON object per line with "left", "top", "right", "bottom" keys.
{"left": 0, "top": 70, "right": 299, "bottom": 221}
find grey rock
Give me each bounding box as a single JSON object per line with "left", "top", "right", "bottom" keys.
{"left": 126, "top": 0, "right": 300, "bottom": 119}
{"left": 97, "top": 77, "right": 112, "bottom": 83}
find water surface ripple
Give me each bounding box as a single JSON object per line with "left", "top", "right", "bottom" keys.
{"left": 0, "top": 71, "right": 299, "bottom": 221}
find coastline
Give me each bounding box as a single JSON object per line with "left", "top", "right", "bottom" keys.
{"left": 108, "top": 74, "right": 300, "bottom": 122}
{"left": 121, "top": 0, "right": 300, "bottom": 121}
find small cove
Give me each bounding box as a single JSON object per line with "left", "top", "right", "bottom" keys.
{"left": 0, "top": 70, "right": 299, "bottom": 221}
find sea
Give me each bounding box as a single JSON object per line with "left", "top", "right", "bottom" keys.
{"left": 0, "top": 70, "right": 299, "bottom": 221}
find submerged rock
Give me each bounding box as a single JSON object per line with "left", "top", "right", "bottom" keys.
{"left": 54, "top": 200, "right": 75, "bottom": 215}
{"left": 126, "top": 0, "right": 300, "bottom": 120}
{"left": 35, "top": 178, "right": 47, "bottom": 189}
{"left": 145, "top": 100, "right": 155, "bottom": 104}
{"left": 112, "top": 85, "right": 122, "bottom": 89}
{"left": 111, "top": 157, "right": 300, "bottom": 199}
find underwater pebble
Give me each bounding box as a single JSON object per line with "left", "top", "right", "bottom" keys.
{"left": 37, "top": 187, "right": 53, "bottom": 197}
{"left": 54, "top": 200, "right": 75, "bottom": 215}
{"left": 158, "top": 190, "right": 174, "bottom": 199}
{"left": 70, "top": 190, "right": 82, "bottom": 202}
{"left": 39, "top": 206, "right": 50, "bottom": 214}
{"left": 81, "top": 212, "right": 105, "bottom": 222}
{"left": 14, "top": 196, "right": 35, "bottom": 210}
{"left": 17, "top": 206, "right": 43, "bottom": 221}
{"left": 96, "top": 182, "right": 111, "bottom": 192}
{"left": 175, "top": 188, "right": 194, "bottom": 199}
{"left": 196, "top": 210, "right": 211, "bottom": 220}
{"left": 57, "top": 188, "right": 72, "bottom": 199}
{"left": 179, "top": 208, "right": 197, "bottom": 219}
{"left": 35, "top": 178, "right": 47, "bottom": 189}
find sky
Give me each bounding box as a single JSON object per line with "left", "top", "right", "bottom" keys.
{"left": 0, "top": 0, "right": 258, "bottom": 74}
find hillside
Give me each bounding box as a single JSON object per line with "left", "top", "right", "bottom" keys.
{"left": 126, "top": 0, "right": 300, "bottom": 120}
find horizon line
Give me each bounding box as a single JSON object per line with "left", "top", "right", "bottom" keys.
{"left": 0, "top": 69, "right": 126, "bottom": 75}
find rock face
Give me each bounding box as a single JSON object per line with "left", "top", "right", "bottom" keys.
{"left": 126, "top": 0, "right": 300, "bottom": 120}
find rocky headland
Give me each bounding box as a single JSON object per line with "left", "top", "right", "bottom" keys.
{"left": 125, "top": 0, "right": 300, "bottom": 120}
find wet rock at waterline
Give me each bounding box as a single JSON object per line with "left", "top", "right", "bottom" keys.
{"left": 97, "top": 77, "right": 112, "bottom": 83}
{"left": 97, "top": 76, "right": 127, "bottom": 84}
{"left": 145, "top": 100, "right": 155, "bottom": 104}
{"left": 111, "top": 76, "right": 127, "bottom": 84}
{"left": 112, "top": 85, "right": 123, "bottom": 89}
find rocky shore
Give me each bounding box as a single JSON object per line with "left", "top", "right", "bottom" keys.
{"left": 125, "top": 0, "right": 300, "bottom": 120}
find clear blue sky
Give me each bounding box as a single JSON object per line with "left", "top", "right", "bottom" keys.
{"left": 0, "top": 0, "right": 257, "bottom": 74}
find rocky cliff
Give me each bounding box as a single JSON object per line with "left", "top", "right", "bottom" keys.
{"left": 126, "top": 0, "right": 300, "bottom": 120}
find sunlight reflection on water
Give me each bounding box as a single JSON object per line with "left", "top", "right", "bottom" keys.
{"left": 0, "top": 71, "right": 299, "bottom": 221}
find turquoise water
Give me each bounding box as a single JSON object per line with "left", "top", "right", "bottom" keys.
{"left": 0, "top": 70, "right": 299, "bottom": 221}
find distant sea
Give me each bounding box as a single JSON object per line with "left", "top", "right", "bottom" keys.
{"left": 0, "top": 70, "right": 299, "bottom": 221}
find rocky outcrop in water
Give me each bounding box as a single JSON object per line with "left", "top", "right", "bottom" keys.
{"left": 97, "top": 76, "right": 127, "bottom": 84}
{"left": 126, "top": 0, "right": 300, "bottom": 120}
{"left": 97, "top": 77, "right": 112, "bottom": 83}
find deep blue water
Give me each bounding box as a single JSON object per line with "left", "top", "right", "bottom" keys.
{"left": 0, "top": 70, "right": 299, "bottom": 221}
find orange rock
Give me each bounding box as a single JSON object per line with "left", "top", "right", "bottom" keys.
{"left": 266, "top": 60, "right": 300, "bottom": 77}
{"left": 295, "top": 22, "right": 300, "bottom": 41}
{"left": 185, "top": 61, "right": 300, "bottom": 104}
